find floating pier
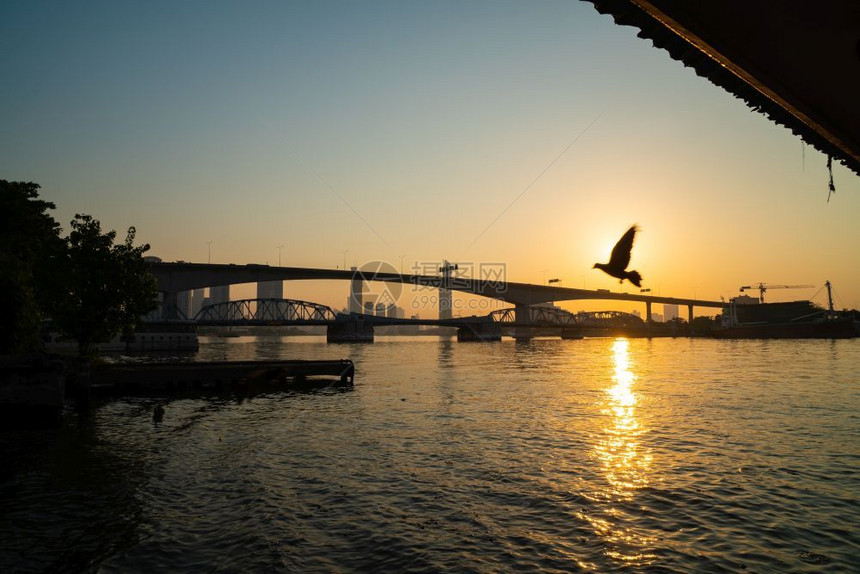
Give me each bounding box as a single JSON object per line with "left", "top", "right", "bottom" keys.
{"left": 89, "top": 359, "right": 354, "bottom": 395}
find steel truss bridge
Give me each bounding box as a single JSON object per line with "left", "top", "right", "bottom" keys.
{"left": 488, "top": 307, "right": 645, "bottom": 329}
{"left": 194, "top": 298, "right": 338, "bottom": 325}
{"left": 191, "top": 298, "right": 648, "bottom": 332}
{"left": 192, "top": 298, "right": 474, "bottom": 327}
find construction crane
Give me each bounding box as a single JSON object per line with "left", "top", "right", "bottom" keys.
{"left": 739, "top": 283, "right": 814, "bottom": 303}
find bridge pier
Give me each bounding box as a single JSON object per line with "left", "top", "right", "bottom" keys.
{"left": 457, "top": 322, "right": 502, "bottom": 342}
{"left": 510, "top": 328, "right": 536, "bottom": 341}
{"left": 162, "top": 291, "right": 179, "bottom": 319}
{"left": 688, "top": 304, "right": 695, "bottom": 335}
{"left": 512, "top": 304, "right": 533, "bottom": 341}
{"left": 327, "top": 319, "right": 374, "bottom": 343}
{"left": 561, "top": 328, "right": 583, "bottom": 340}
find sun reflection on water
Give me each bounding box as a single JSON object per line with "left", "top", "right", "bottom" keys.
{"left": 596, "top": 338, "right": 651, "bottom": 498}
{"left": 581, "top": 338, "right": 656, "bottom": 565}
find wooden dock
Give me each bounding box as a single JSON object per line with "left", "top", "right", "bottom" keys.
{"left": 89, "top": 359, "right": 354, "bottom": 395}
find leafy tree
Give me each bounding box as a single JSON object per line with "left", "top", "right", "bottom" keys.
{"left": 0, "top": 180, "right": 64, "bottom": 354}
{"left": 1, "top": 181, "right": 158, "bottom": 358}
{"left": 50, "top": 215, "right": 159, "bottom": 357}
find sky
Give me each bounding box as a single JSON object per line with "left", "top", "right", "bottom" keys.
{"left": 3, "top": 0, "right": 859, "bottom": 316}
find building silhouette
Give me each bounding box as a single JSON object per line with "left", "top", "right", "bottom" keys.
{"left": 208, "top": 285, "right": 241, "bottom": 320}
{"left": 256, "top": 280, "right": 283, "bottom": 300}
{"left": 190, "top": 288, "right": 205, "bottom": 319}
{"left": 663, "top": 304, "right": 679, "bottom": 321}
{"left": 348, "top": 267, "right": 364, "bottom": 314}
{"left": 210, "top": 285, "right": 229, "bottom": 305}
{"left": 177, "top": 291, "right": 192, "bottom": 320}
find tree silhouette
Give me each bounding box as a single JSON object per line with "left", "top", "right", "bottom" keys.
{"left": 49, "top": 215, "right": 159, "bottom": 357}
{"left": 0, "top": 180, "right": 64, "bottom": 353}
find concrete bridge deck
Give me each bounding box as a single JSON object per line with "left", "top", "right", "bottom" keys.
{"left": 151, "top": 262, "right": 728, "bottom": 319}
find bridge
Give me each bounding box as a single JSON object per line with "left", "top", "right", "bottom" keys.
{"left": 485, "top": 306, "right": 652, "bottom": 340}
{"left": 189, "top": 297, "right": 663, "bottom": 342}
{"left": 150, "top": 262, "right": 727, "bottom": 333}
{"left": 195, "top": 298, "right": 339, "bottom": 325}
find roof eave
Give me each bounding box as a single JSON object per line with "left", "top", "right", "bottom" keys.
{"left": 583, "top": 0, "right": 860, "bottom": 177}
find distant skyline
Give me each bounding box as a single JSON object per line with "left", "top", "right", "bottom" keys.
{"left": 3, "top": 1, "right": 859, "bottom": 315}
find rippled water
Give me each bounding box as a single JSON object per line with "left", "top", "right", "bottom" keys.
{"left": 2, "top": 336, "right": 859, "bottom": 572}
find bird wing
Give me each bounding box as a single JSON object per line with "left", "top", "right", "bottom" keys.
{"left": 608, "top": 225, "right": 638, "bottom": 270}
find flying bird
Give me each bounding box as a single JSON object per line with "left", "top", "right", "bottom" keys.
{"left": 593, "top": 225, "right": 643, "bottom": 287}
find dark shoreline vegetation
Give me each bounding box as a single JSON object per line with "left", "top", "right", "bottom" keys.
{"left": 1, "top": 179, "right": 160, "bottom": 422}
{"left": 1, "top": 180, "right": 158, "bottom": 359}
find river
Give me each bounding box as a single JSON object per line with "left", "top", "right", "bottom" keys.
{"left": 1, "top": 336, "right": 858, "bottom": 572}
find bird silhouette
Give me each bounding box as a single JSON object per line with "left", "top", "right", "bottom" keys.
{"left": 593, "top": 225, "right": 643, "bottom": 287}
